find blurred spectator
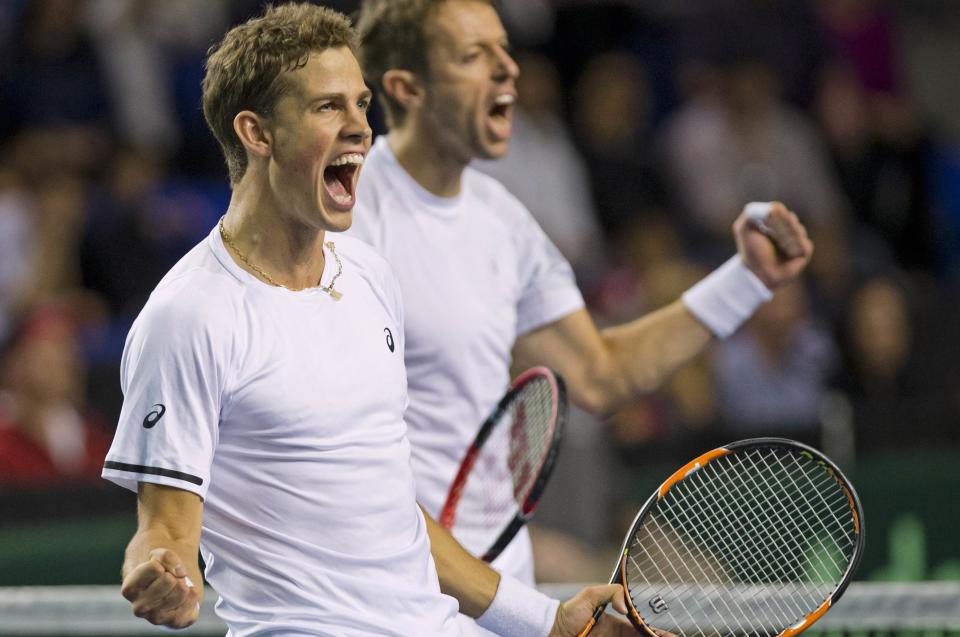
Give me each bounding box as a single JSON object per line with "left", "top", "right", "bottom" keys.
{"left": 814, "top": 61, "right": 937, "bottom": 273}
{"left": 662, "top": 53, "right": 847, "bottom": 262}
{"left": 571, "top": 52, "right": 671, "bottom": 243}
{"left": 815, "top": 0, "right": 901, "bottom": 95}
{"left": 0, "top": 304, "right": 110, "bottom": 486}
{"left": 29, "top": 173, "right": 89, "bottom": 297}
{"left": 0, "top": 0, "right": 114, "bottom": 174}
{"left": 834, "top": 275, "right": 960, "bottom": 450}
{"left": 677, "top": 0, "right": 827, "bottom": 106}
{"left": 0, "top": 167, "right": 35, "bottom": 342}
{"left": 711, "top": 280, "right": 837, "bottom": 448}
{"left": 596, "top": 215, "right": 717, "bottom": 457}
{"left": 80, "top": 147, "right": 174, "bottom": 317}
{"left": 85, "top": 0, "right": 181, "bottom": 157}
{"left": 0, "top": 169, "right": 90, "bottom": 340}
{"left": 85, "top": 0, "right": 248, "bottom": 173}
{"left": 474, "top": 51, "right": 605, "bottom": 280}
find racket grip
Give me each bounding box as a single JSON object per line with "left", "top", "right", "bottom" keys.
{"left": 576, "top": 605, "right": 606, "bottom": 637}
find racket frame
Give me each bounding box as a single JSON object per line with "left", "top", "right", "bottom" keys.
{"left": 439, "top": 366, "right": 567, "bottom": 562}
{"left": 605, "top": 437, "right": 864, "bottom": 637}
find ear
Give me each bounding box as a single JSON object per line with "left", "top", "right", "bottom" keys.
{"left": 233, "top": 110, "right": 273, "bottom": 159}
{"left": 382, "top": 69, "right": 424, "bottom": 113}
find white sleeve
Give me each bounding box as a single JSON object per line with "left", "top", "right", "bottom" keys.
{"left": 102, "top": 289, "right": 232, "bottom": 499}
{"left": 514, "top": 208, "right": 585, "bottom": 336}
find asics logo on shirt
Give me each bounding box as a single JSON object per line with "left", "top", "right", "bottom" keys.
{"left": 384, "top": 327, "right": 395, "bottom": 352}
{"left": 143, "top": 403, "right": 167, "bottom": 428}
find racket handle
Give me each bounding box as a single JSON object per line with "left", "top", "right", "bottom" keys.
{"left": 576, "top": 605, "right": 606, "bottom": 637}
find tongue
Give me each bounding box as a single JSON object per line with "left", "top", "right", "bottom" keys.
{"left": 324, "top": 168, "right": 349, "bottom": 198}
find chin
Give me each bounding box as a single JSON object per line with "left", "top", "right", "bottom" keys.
{"left": 476, "top": 142, "right": 510, "bottom": 162}
{"left": 323, "top": 212, "right": 353, "bottom": 234}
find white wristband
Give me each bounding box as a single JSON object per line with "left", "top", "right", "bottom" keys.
{"left": 682, "top": 255, "right": 773, "bottom": 338}
{"left": 476, "top": 573, "right": 560, "bottom": 637}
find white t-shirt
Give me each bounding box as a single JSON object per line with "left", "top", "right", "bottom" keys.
{"left": 102, "top": 225, "right": 461, "bottom": 637}
{"left": 346, "top": 137, "right": 584, "bottom": 582}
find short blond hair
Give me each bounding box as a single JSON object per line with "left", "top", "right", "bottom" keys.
{"left": 202, "top": 3, "right": 357, "bottom": 184}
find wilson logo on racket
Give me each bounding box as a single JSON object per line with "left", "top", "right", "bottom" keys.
{"left": 142, "top": 404, "right": 166, "bottom": 429}
{"left": 384, "top": 328, "right": 394, "bottom": 352}
{"left": 648, "top": 595, "right": 668, "bottom": 614}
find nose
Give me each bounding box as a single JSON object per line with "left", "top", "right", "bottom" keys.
{"left": 493, "top": 46, "right": 520, "bottom": 82}
{"left": 343, "top": 104, "right": 372, "bottom": 143}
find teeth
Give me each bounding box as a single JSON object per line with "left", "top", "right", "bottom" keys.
{"left": 329, "top": 153, "right": 364, "bottom": 167}
{"left": 332, "top": 193, "right": 353, "bottom": 205}
{"left": 494, "top": 94, "right": 515, "bottom": 106}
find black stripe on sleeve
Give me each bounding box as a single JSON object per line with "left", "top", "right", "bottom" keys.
{"left": 104, "top": 461, "right": 204, "bottom": 486}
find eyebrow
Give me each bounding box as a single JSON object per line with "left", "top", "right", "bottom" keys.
{"left": 307, "top": 89, "right": 373, "bottom": 104}
{"left": 459, "top": 37, "right": 510, "bottom": 52}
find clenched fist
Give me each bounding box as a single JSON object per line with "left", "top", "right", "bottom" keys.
{"left": 120, "top": 547, "right": 200, "bottom": 629}
{"left": 735, "top": 201, "right": 814, "bottom": 289}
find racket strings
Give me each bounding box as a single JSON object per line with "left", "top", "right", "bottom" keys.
{"left": 631, "top": 514, "right": 754, "bottom": 637}
{"left": 730, "top": 452, "right": 853, "bottom": 574}
{"left": 625, "top": 447, "right": 859, "bottom": 637}
{"left": 448, "top": 375, "right": 556, "bottom": 556}
{"left": 505, "top": 376, "right": 555, "bottom": 502}
{"left": 667, "top": 463, "right": 836, "bottom": 625}
{"left": 636, "top": 501, "right": 800, "bottom": 637}
{"left": 710, "top": 455, "right": 847, "bottom": 584}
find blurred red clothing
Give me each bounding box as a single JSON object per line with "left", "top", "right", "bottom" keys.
{"left": 0, "top": 409, "right": 111, "bottom": 487}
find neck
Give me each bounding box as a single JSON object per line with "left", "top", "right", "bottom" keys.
{"left": 387, "top": 126, "right": 467, "bottom": 198}
{"left": 221, "top": 178, "right": 327, "bottom": 290}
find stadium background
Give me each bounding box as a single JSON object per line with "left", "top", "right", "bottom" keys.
{"left": 1, "top": 0, "right": 958, "bottom": 623}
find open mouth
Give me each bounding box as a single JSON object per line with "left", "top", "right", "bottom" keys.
{"left": 322, "top": 153, "right": 364, "bottom": 208}
{"left": 490, "top": 93, "right": 515, "bottom": 121}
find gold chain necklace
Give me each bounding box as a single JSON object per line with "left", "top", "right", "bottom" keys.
{"left": 219, "top": 217, "right": 343, "bottom": 300}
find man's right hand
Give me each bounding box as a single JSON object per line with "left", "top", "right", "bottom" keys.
{"left": 120, "top": 547, "right": 200, "bottom": 629}
{"left": 551, "top": 584, "right": 678, "bottom": 637}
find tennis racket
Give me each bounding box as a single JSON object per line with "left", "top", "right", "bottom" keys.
{"left": 439, "top": 366, "right": 566, "bottom": 562}
{"left": 578, "top": 437, "right": 864, "bottom": 637}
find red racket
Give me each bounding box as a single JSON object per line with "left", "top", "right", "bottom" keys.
{"left": 439, "top": 367, "right": 567, "bottom": 562}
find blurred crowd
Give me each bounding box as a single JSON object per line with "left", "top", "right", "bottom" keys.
{"left": 0, "top": 0, "right": 958, "bottom": 544}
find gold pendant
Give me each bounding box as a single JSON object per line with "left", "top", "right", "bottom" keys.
{"left": 328, "top": 289, "right": 343, "bottom": 301}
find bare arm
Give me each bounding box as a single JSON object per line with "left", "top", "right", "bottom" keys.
{"left": 513, "top": 301, "right": 710, "bottom": 418}
{"left": 120, "top": 483, "right": 204, "bottom": 629}
{"left": 513, "top": 202, "right": 813, "bottom": 418}
{"left": 421, "top": 506, "right": 500, "bottom": 617}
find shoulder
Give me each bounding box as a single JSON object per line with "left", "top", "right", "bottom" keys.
{"left": 135, "top": 243, "right": 246, "bottom": 343}
{"left": 462, "top": 166, "right": 532, "bottom": 228}
{"left": 333, "top": 233, "right": 391, "bottom": 274}
{"left": 333, "top": 234, "right": 399, "bottom": 292}
{"left": 333, "top": 233, "right": 404, "bottom": 321}
{"left": 463, "top": 165, "right": 523, "bottom": 207}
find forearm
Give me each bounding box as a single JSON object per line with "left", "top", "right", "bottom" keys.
{"left": 599, "top": 299, "right": 713, "bottom": 401}
{"left": 124, "top": 484, "right": 204, "bottom": 597}
{"left": 421, "top": 509, "right": 565, "bottom": 636}
{"left": 122, "top": 526, "right": 203, "bottom": 596}
{"left": 421, "top": 507, "right": 499, "bottom": 617}
{"left": 512, "top": 304, "right": 712, "bottom": 418}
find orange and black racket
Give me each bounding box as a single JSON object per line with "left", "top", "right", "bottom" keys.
{"left": 439, "top": 367, "right": 566, "bottom": 562}
{"left": 579, "top": 438, "right": 864, "bottom": 637}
